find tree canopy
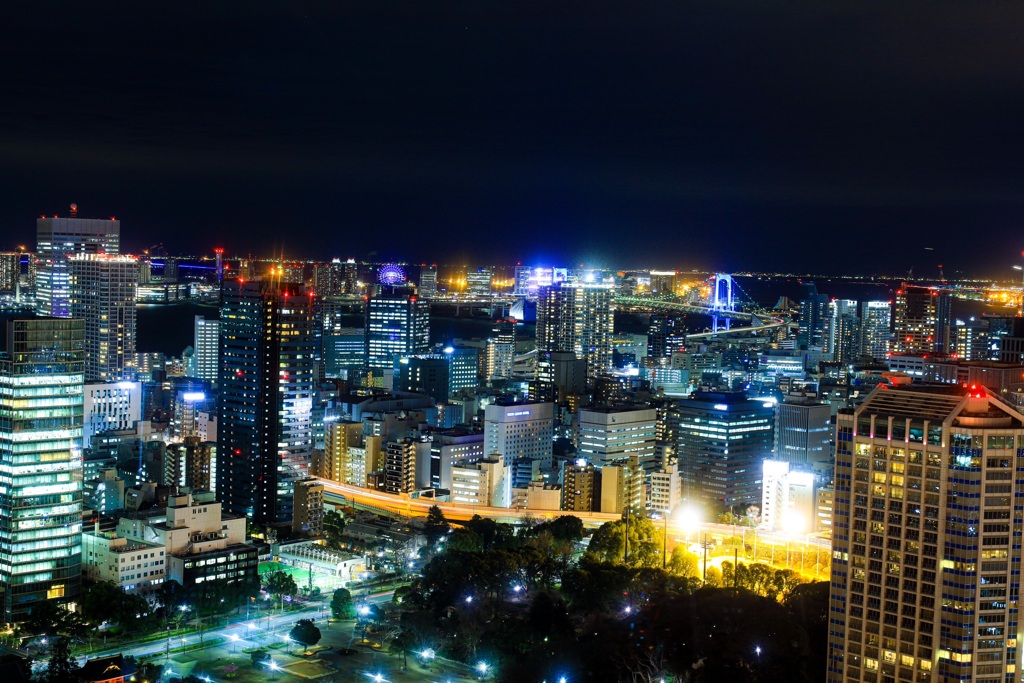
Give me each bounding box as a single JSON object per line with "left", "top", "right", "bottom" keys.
{"left": 289, "top": 618, "right": 322, "bottom": 648}
{"left": 330, "top": 588, "right": 354, "bottom": 619}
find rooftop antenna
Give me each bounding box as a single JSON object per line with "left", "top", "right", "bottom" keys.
{"left": 70, "top": 203, "right": 78, "bottom": 218}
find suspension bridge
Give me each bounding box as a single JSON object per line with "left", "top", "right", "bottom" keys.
{"left": 616, "top": 273, "right": 789, "bottom": 338}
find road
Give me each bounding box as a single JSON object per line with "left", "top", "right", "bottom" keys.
{"left": 81, "top": 591, "right": 396, "bottom": 665}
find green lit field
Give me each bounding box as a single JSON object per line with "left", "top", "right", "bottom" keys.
{"left": 258, "top": 560, "right": 349, "bottom": 593}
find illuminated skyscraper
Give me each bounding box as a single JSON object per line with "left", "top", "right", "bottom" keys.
{"left": 36, "top": 208, "right": 120, "bottom": 317}
{"left": 536, "top": 281, "right": 614, "bottom": 383}
{"left": 418, "top": 265, "right": 438, "bottom": 298}
{"left": 828, "top": 384, "right": 1024, "bottom": 683}
{"left": 675, "top": 391, "right": 773, "bottom": 510}
{"left": 485, "top": 320, "right": 516, "bottom": 381}
{"left": 0, "top": 317, "right": 85, "bottom": 622}
{"left": 647, "top": 312, "right": 685, "bottom": 363}
{"left": 859, "top": 300, "right": 892, "bottom": 360}
{"left": 797, "top": 281, "right": 829, "bottom": 350}
{"left": 0, "top": 252, "right": 20, "bottom": 292}
{"left": 218, "top": 280, "right": 317, "bottom": 524}
{"left": 364, "top": 290, "right": 430, "bottom": 371}
{"left": 829, "top": 299, "right": 861, "bottom": 364}
{"left": 68, "top": 253, "right": 139, "bottom": 381}
{"left": 893, "top": 283, "right": 951, "bottom": 355}
{"left": 466, "top": 267, "right": 492, "bottom": 297}
{"left": 774, "top": 395, "right": 832, "bottom": 466}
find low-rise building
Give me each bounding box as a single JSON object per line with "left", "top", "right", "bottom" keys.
{"left": 117, "top": 491, "right": 258, "bottom": 588}
{"left": 82, "top": 530, "right": 165, "bottom": 594}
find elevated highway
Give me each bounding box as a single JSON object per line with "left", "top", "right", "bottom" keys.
{"left": 316, "top": 478, "right": 622, "bottom": 527}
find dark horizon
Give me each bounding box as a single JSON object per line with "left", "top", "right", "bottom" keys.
{"left": 3, "top": 2, "right": 1024, "bottom": 277}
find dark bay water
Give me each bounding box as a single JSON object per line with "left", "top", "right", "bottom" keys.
{"left": 136, "top": 302, "right": 538, "bottom": 356}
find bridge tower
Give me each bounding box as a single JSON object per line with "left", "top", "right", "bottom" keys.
{"left": 711, "top": 273, "right": 734, "bottom": 333}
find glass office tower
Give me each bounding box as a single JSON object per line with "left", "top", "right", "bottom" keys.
{"left": 0, "top": 317, "right": 85, "bottom": 622}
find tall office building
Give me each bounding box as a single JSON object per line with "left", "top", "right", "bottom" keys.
{"left": 83, "top": 380, "right": 142, "bottom": 448}
{"left": 36, "top": 209, "right": 120, "bottom": 318}
{"left": 418, "top": 265, "right": 438, "bottom": 299}
{"left": 860, "top": 300, "right": 892, "bottom": 360}
{"left": 774, "top": 395, "right": 832, "bottom": 466}
{"left": 828, "top": 384, "right": 1024, "bottom": 683}
{"left": 466, "top": 267, "right": 492, "bottom": 297}
{"left": 829, "top": 299, "right": 861, "bottom": 363}
{"left": 68, "top": 254, "right": 139, "bottom": 381}
{"left": 577, "top": 405, "right": 658, "bottom": 469}
{"left": 893, "top": 283, "right": 952, "bottom": 355}
{"left": 675, "top": 391, "right": 773, "bottom": 510}
{"left": 364, "top": 290, "right": 430, "bottom": 371}
{"left": 190, "top": 315, "right": 220, "bottom": 383}
{"left": 798, "top": 282, "right": 830, "bottom": 350}
{"left": 218, "top": 280, "right": 317, "bottom": 524}
{"left": 0, "top": 317, "right": 85, "bottom": 622}
{"left": 536, "top": 281, "right": 614, "bottom": 383}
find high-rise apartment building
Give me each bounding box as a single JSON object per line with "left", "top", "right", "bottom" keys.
{"left": 68, "top": 254, "right": 139, "bottom": 381}
{"left": 485, "top": 320, "right": 517, "bottom": 381}
{"left": 647, "top": 312, "right": 685, "bottom": 364}
{"left": 0, "top": 252, "right": 21, "bottom": 292}
{"left": 190, "top": 315, "right": 220, "bottom": 383}
{"left": 384, "top": 438, "right": 424, "bottom": 494}
{"left": 893, "top": 283, "right": 952, "bottom": 356}
{"left": 364, "top": 290, "right": 430, "bottom": 371}
{"left": 830, "top": 299, "right": 861, "bottom": 363}
{"left": 536, "top": 281, "right": 614, "bottom": 384}
{"left": 860, "top": 300, "right": 892, "bottom": 360}
{"left": 828, "top": 384, "right": 1024, "bottom": 683}
{"left": 0, "top": 317, "right": 85, "bottom": 622}
{"left": 562, "top": 461, "right": 597, "bottom": 512}
{"left": 218, "top": 280, "right": 317, "bottom": 524}
{"left": 798, "top": 282, "right": 830, "bottom": 350}
{"left": 675, "top": 391, "right": 773, "bottom": 510}
{"left": 36, "top": 209, "right": 120, "bottom": 318}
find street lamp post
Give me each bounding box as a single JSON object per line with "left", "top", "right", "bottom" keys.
{"left": 662, "top": 509, "right": 669, "bottom": 569}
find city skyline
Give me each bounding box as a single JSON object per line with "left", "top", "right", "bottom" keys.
{"left": 2, "top": 3, "right": 1024, "bottom": 275}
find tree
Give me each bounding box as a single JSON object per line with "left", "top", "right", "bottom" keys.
{"left": 42, "top": 637, "right": 79, "bottom": 683}
{"left": 465, "top": 515, "right": 516, "bottom": 550}
{"left": 289, "top": 618, "right": 322, "bottom": 651}
{"left": 585, "top": 517, "right": 662, "bottom": 568}
{"left": 80, "top": 581, "right": 152, "bottom": 630}
{"left": 20, "top": 601, "right": 85, "bottom": 639}
{"left": 250, "top": 650, "right": 270, "bottom": 668}
{"left": 528, "top": 515, "right": 584, "bottom": 544}
{"left": 263, "top": 570, "right": 298, "bottom": 610}
{"left": 667, "top": 546, "right": 700, "bottom": 579}
{"left": 423, "top": 505, "right": 450, "bottom": 547}
{"left": 330, "top": 588, "right": 355, "bottom": 619}
{"left": 445, "top": 528, "right": 483, "bottom": 553}
{"left": 323, "top": 510, "right": 346, "bottom": 550}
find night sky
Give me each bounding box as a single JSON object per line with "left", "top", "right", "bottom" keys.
{"left": 2, "top": 1, "right": 1024, "bottom": 275}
